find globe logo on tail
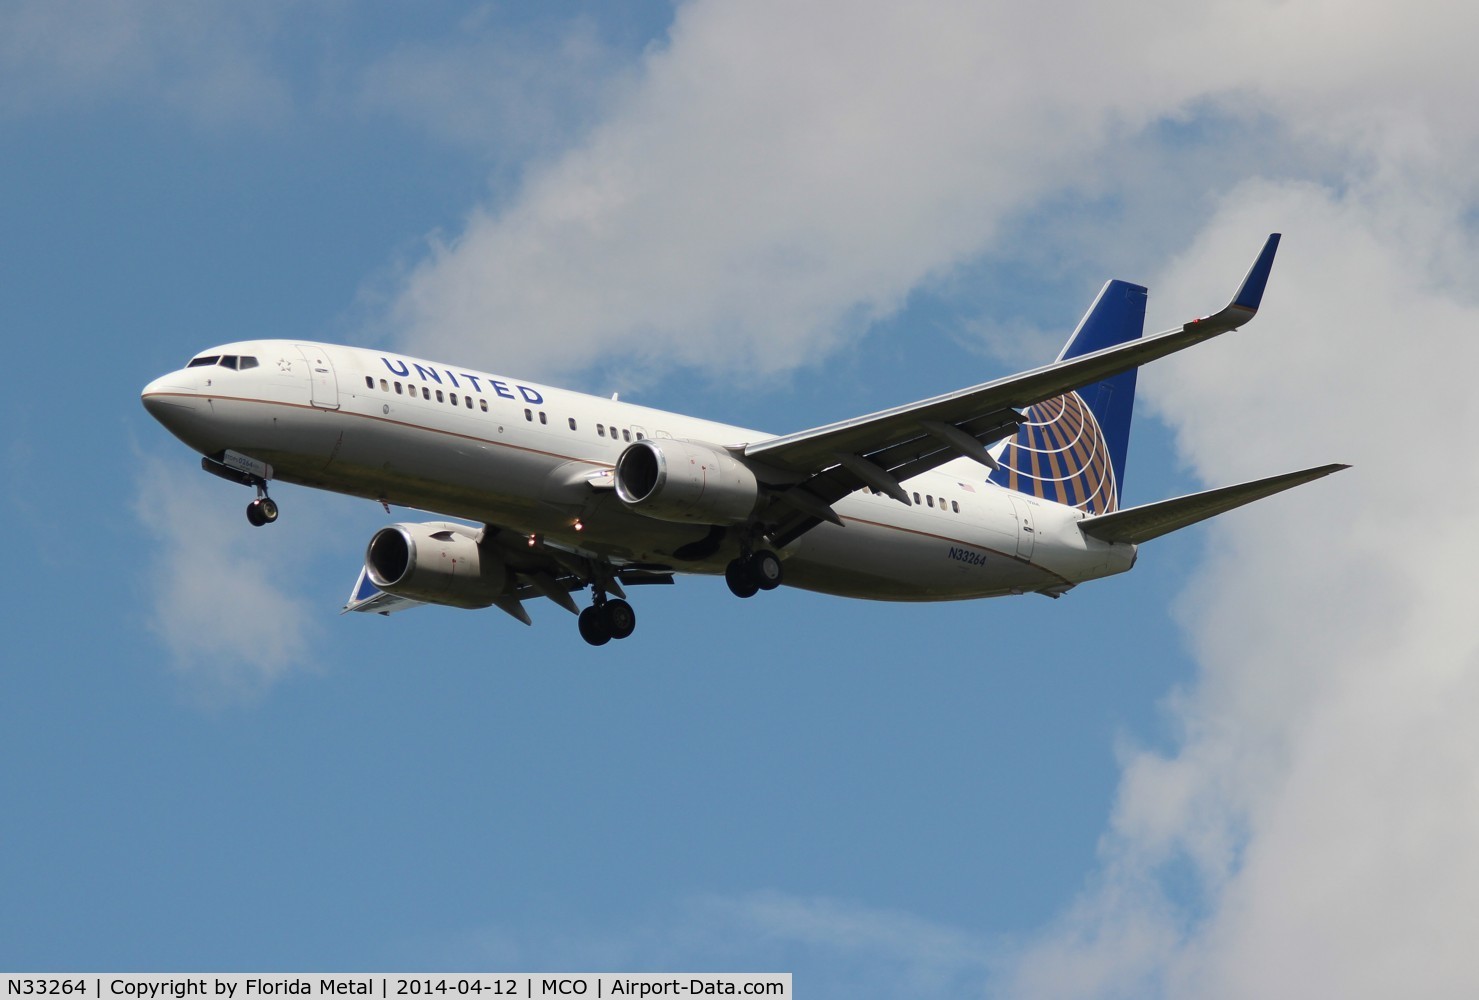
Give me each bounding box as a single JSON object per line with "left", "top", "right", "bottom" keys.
{"left": 993, "top": 391, "right": 1119, "bottom": 515}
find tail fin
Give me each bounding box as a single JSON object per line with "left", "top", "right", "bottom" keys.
{"left": 989, "top": 279, "right": 1147, "bottom": 514}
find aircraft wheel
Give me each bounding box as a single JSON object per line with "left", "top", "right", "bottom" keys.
{"left": 602, "top": 598, "right": 637, "bottom": 640}
{"left": 753, "top": 549, "right": 783, "bottom": 591}
{"left": 725, "top": 558, "right": 760, "bottom": 599}
{"left": 578, "top": 606, "right": 611, "bottom": 646}
{"left": 247, "top": 497, "right": 279, "bottom": 527}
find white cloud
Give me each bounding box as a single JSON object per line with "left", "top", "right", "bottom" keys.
{"left": 386, "top": 0, "right": 1479, "bottom": 387}
{"left": 133, "top": 452, "right": 319, "bottom": 704}
{"left": 387, "top": 0, "right": 1180, "bottom": 382}
{"left": 1001, "top": 177, "right": 1479, "bottom": 999}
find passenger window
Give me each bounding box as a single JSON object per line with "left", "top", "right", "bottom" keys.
{"left": 952, "top": 501, "right": 960, "bottom": 513}
{"left": 539, "top": 412, "right": 547, "bottom": 425}
{"left": 568, "top": 418, "right": 577, "bottom": 431}
{"left": 380, "top": 379, "right": 389, "bottom": 391}
{"left": 480, "top": 399, "right": 488, "bottom": 412}
{"left": 524, "top": 408, "right": 533, "bottom": 421}
{"left": 635, "top": 432, "right": 645, "bottom": 440}
{"left": 622, "top": 429, "right": 631, "bottom": 442}
{"left": 465, "top": 396, "right": 473, "bottom": 409}
{"left": 449, "top": 393, "right": 458, "bottom": 406}
{"left": 912, "top": 492, "right": 920, "bottom": 504}
{"left": 597, "top": 424, "right": 606, "bottom": 437}
{"left": 927, "top": 496, "right": 935, "bottom": 508}
{"left": 364, "top": 376, "right": 374, "bottom": 389}
{"left": 394, "top": 382, "right": 403, "bottom": 395}
{"left": 422, "top": 387, "right": 430, "bottom": 400}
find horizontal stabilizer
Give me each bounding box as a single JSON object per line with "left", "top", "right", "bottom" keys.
{"left": 1078, "top": 462, "right": 1349, "bottom": 545}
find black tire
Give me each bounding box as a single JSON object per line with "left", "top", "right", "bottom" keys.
{"left": 602, "top": 598, "right": 637, "bottom": 640}
{"left": 753, "top": 549, "right": 783, "bottom": 590}
{"left": 725, "top": 558, "right": 760, "bottom": 599}
{"left": 578, "top": 606, "right": 611, "bottom": 646}
{"left": 246, "top": 499, "right": 267, "bottom": 527}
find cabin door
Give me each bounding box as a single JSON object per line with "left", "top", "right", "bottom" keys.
{"left": 296, "top": 345, "right": 341, "bottom": 410}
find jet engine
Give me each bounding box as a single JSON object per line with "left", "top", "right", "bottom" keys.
{"left": 614, "top": 439, "right": 760, "bottom": 524}
{"left": 365, "top": 521, "right": 509, "bottom": 609}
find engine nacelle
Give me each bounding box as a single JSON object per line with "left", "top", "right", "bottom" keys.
{"left": 365, "top": 521, "right": 509, "bottom": 609}
{"left": 614, "top": 438, "right": 760, "bottom": 524}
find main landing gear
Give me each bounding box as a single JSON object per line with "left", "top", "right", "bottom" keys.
{"left": 725, "top": 548, "right": 782, "bottom": 599}
{"left": 578, "top": 587, "right": 637, "bottom": 647}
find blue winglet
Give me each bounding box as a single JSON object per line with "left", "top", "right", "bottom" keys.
{"left": 1232, "top": 233, "right": 1281, "bottom": 312}
{"left": 1185, "top": 233, "right": 1281, "bottom": 334}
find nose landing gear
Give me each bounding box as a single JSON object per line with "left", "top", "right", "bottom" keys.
{"left": 243, "top": 473, "right": 279, "bottom": 527}
{"left": 200, "top": 454, "right": 280, "bottom": 527}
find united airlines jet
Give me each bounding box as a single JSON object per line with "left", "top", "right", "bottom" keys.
{"left": 141, "top": 234, "right": 1344, "bottom": 645}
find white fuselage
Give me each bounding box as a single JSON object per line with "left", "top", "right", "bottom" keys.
{"left": 141, "top": 340, "right": 1136, "bottom": 601}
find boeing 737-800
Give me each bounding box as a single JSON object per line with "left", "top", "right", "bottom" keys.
{"left": 141, "top": 234, "right": 1344, "bottom": 645}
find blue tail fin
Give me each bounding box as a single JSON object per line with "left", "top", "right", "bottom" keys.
{"left": 988, "top": 279, "right": 1147, "bottom": 514}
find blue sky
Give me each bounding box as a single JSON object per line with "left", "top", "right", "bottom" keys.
{"left": 6, "top": 3, "right": 1479, "bottom": 997}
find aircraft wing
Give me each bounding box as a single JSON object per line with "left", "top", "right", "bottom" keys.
{"left": 746, "top": 234, "right": 1282, "bottom": 546}
{"left": 1077, "top": 463, "right": 1349, "bottom": 545}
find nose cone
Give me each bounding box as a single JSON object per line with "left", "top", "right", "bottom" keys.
{"left": 141, "top": 373, "right": 203, "bottom": 442}
{"left": 142, "top": 373, "right": 192, "bottom": 413}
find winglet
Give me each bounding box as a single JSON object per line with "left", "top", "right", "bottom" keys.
{"left": 1188, "top": 233, "right": 1281, "bottom": 335}
{"left": 1233, "top": 232, "right": 1281, "bottom": 311}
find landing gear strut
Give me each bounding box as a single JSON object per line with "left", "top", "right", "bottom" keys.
{"left": 578, "top": 586, "right": 637, "bottom": 646}
{"left": 726, "top": 548, "right": 782, "bottom": 599}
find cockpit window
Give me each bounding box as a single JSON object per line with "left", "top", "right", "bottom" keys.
{"left": 186, "top": 354, "right": 258, "bottom": 370}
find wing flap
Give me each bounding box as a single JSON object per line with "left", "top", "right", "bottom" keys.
{"left": 1078, "top": 462, "right": 1349, "bottom": 545}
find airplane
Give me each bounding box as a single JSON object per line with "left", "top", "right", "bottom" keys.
{"left": 140, "top": 233, "right": 1345, "bottom": 646}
